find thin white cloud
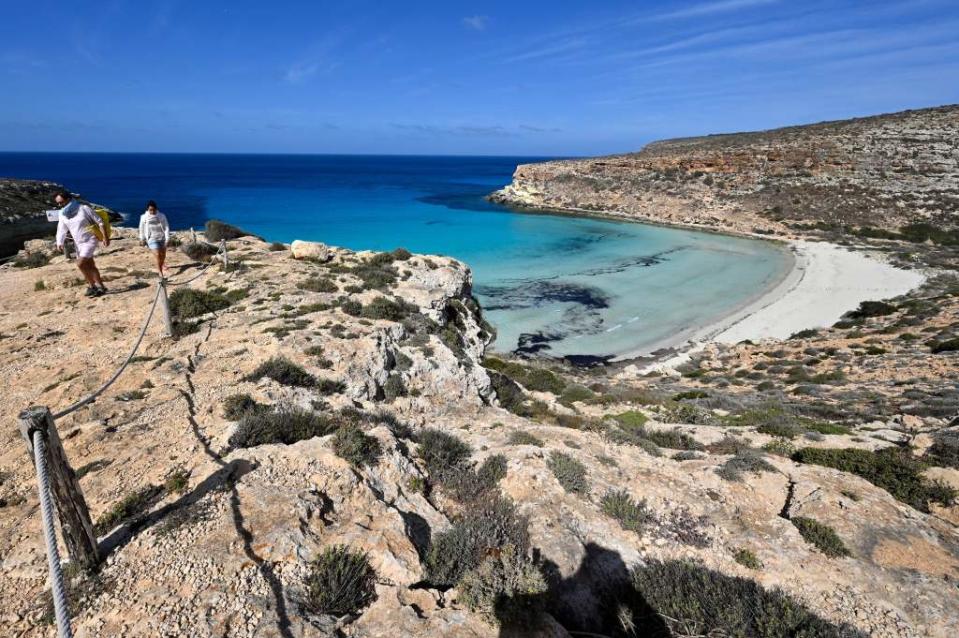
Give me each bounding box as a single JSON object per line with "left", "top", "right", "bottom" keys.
{"left": 655, "top": 0, "right": 781, "bottom": 21}
{"left": 462, "top": 15, "right": 489, "bottom": 31}
{"left": 505, "top": 38, "right": 588, "bottom": 63}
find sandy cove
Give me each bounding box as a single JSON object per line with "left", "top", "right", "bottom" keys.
{"left": 624, "top": 238, "right": 925, "bottom": 371}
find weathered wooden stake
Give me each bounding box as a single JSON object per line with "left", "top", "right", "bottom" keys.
{"left": 190, "top": 227, "right": 197, "bottom": 244}
{"left": 156, "top": 278, "right": 174, "bottom": 337}
{"left": 19, "top": 407, "right": 100, "bottom": 570}
{"left": 220, "top": 239, "right": 229, "bottom": 270}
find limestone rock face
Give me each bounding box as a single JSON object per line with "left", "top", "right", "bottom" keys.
{"left": 490, "top": 105, "right": 959, "bottom": 238}
{"left": 290, "top": 240, "right": 331, "bottom": 262}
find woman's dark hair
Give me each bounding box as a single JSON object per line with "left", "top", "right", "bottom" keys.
{"left": 146, "top": 200, "right": 158, "bottom": 211}
{"left": 55, "top": 189, "right": 73, "bottom": 201}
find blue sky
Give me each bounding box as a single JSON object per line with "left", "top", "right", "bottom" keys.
{"left": 2, "top": 0, "right": 957, "bottom": 155}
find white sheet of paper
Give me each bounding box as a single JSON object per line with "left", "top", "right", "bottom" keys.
{"left": 46, "top": 210, "right": 60, "bottom": 222}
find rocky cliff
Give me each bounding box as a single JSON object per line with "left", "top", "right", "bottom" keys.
{"left": 491, "top": 105, "right": 959, "bottom": 238}
{"left": 1, "top": 231, "right": 957, "bottom": 637}
{"left": 0, "top": 179, "right": 122, "bottom": 258}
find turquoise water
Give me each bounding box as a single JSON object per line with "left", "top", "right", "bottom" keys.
{"left": 0, "top": 153, "right": 791, "bottom": 360}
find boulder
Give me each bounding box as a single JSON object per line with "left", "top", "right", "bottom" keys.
{"left": 291, "top": 240, "right": 331, "bottom": 262}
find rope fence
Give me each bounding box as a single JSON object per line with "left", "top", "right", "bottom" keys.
{"left": 17, "top": 237, "right": 229, "bottom": 637}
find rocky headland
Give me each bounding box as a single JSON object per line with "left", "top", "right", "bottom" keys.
{"left": 0, "top": 179, "right": 121, "bottom": 260}
{"left": 1, "top": 104, "right": 958, "bottom": 637}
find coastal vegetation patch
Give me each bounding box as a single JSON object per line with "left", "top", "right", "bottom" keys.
{"left": 304, "top": 545, "right": 377, "bottom": 616}
{"left": 792, "top": 447, "right": 956, "bottom": 512}
{"left": 628, "top": 560, "right": 866, "bottom": 637}
{"left": 244, "top": 356, "right": 315, "bottom": 387}
{"left": 791, "top": 517, "right": 851, "bottom": 558}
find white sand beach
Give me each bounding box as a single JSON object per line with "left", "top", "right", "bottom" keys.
{"left": 627, "top": 239, "right": 926, "bottom": 372}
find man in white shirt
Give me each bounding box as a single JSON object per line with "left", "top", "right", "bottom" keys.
{"left": 54, "top": 190, "right": 109, "bottom": 297}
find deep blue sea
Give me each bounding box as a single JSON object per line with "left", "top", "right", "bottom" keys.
{"left": 0, "top": 153, "right": 791, "bottom": 359}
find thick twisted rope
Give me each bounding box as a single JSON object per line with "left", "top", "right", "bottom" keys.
{"left": 32, "top": 431, "right": 74, "bottom": 638}
{"left": 53, "top": 283, "right": 163, "bottom": 419}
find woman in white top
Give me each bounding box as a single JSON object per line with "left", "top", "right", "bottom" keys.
{"left": 138, "top": 200, "right": 171, "bottom": 276}
{"left": 54, "top": 190, "right": 109, "bottom": 297}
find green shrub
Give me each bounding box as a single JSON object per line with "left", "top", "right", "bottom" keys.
{"left": 846, "top": 300, "right": 897, "bottom": 319}
{"left": 298, "top": 276, "right": 338, "bottom": 293}
{"left": 762, "top": 438, "right": 796, "bottom": 457}
{"left": 645, "top": 428, "right": 704, "bottom": 451}
{"left": 931, "top": 338, "right": 959, "bottom": 354}
{"left": 717, "top": 450, "right": 776, "bottom": 482}
{"left": 924, "top": 431, "right": 959, "bottom": 469}
{"left": 789, "top": 328, "right": 819, "bottom": 340}
{"left": 547, "top": 451, "right": 588, "bottom": 494}
{"left": 34, "top": 280, "right": 46, "bottom": 291}
{"left": 13, "top": 252, "right": 50, "bottom": 268}
{"left": 558, "top": 384, "right": 596, "bottom": 406}
{"left": 417, "top": 429, "right": 471, "bottom": 482}
{"left": 339, "top": 299, "right": 363, "bottom": 316}
{"left": 508, "top": 431, "right": 544, "bottom": 447}
{"left": 672, "top": 390, "right": 709, "bottom": 401}
{"left": 627, "top": 560, "right": 865, "bottom": 637}
{"left": 169, "top": 288, "right": 231, "bottom": 320}
{"left": 792, "top": 447, "right": 955, "bottom": 512}
{"left": 446, "top": 454, "right": 508, "bottom": 502}
{"left": 304, "top": 545, "right": 377, "bottom": 616}
{"left": 458, "top": 544, "right": 547, "bottom": 624}
{"left": 601, "top": 489, "right": 652, "bottom": 532}
{"left": 181, "top": 241, "right": 219, "bottom": 261}
{"left": 757, "top": 421, "right": 801, "bottom": 439}
{"left": 733, "top": 548, "right": 762, "bottom": 569}
{"left": 390, "top": 247, "right": 412, "bottom": 261}
{"left": 164, "top": 469, "right": 189, "bottom": 494}
{"left": 332, "top": 427, "right": 382, "bottom": 467}
{"left": 269, "top": 241, "right": 286, "bottom": 251}
{"left": 791, "top": 517, "right": 850, "bottom": 557}
{"left": 244, "top": 356, "right": 315, "bottom": 387}
{"left": 382, "top": 373, "right": 407, "bottom": 401}
{"left": 204, "top": 219, "right": 258, "bottom": 242}
{"left": 483, "top": 357, "right": 566, "bottom": 394}
{"left": 222, "top": 393, "right": 261, "bottom": 420}
{"left": 425, "top": 496, "right": 529, "bottom": 587}
{"left": 610, "top": 410, "right": 647, "bottom": 430}
{"left": 362, "top": 296, "right": 417, "bottom": 322}
{"left": 95, "top": 485, "right": 164, "bottom": 534}
{"left": 230, "top": 406, "right": 338, "bottom": 448}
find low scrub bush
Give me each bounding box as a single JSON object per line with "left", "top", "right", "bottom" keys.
{"left": 95, "top": 485, "right": 165, "bottom": 534}
{"left": 169, "top": 288, "right": 230, "bottom": 320}
{"left": 204, "top": 219, "right": 259, "bottom": 242}
{"left": 924, "top": 431, "right": 959, "bottom": 469}
{"left": 458, "top": 544, "right": 547, "bottom": 624}
{"left": 791, "top": 517, "right": 850, "bottom": 557}
{"left": 645, "top": 428, "right": 704, "bottom": 451}
{"left": 230, "top": 406, "right": 338, "bottom": 448}
{"left": 446, "top": 454, "right": 508, "bottom": 502}
{"left": 304, "top": 545, "right": 376, "bottom": 616}
{"left": 244, "top": 356, "right": 315, "bottom": 387}
{"left": 558, "top": 384, "right": 596, "bottom": 406}
{"left": 298, "top": 276, "right": 338, "bottom": 293}
{"left": 508, "top": 430, "right": 544, "bottom": 447}
{"left": 627, "top": 560, "right": 865, "bottom": 637}
{"left": 181, "top": 241, "right": 219, "bottom": 261}
{"left": 425, "top": 496, "right": 529, "bottom": 587}
{"left": 792, "top": 446, "right": 956, "bottom": 512}
{"left": 332, "top": 427, "right": 382, "bottom": 467}
{"left": 601, "top": 489, "right": 652, "bottom": 532}
{"left": 483, "top": 357, "right": 566, "bottom": 394}
{"left": 845, "top": 300, "right": 897, "bottom": 319}
{"left": 672, "top": 390, "right": 709, "bottom": 401}
{"left": 733, "top": 548, "right": 762, "bottom": 569}
{"left": 222, "top": 393, "right": 261, "bottom": 420}
{"left": 610, "top": 410, "right": 647, "bottom": 430}
{"left": 547, "top": 451, "right": 588, "bottom": 494}
{"left": 362, "top": 296, "right": 417, "bottom": 321}
{"left": 13, "top": 252, "right": 50, "bottom": 269}
{"left": 931, "top": 338, "right": 959, "bottom": 354}
{"left": 717, "top": 450, "right": 776, "bottom": 482}
{"left": 417, "top": 429, "right": 472, "bottom": 481}
{"left": 382, "top": 373, "right": 407, "bottom": 401}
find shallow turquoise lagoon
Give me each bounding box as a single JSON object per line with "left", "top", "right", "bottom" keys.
{"left": 0, "top": 153, "right": 792, "bottom": 360}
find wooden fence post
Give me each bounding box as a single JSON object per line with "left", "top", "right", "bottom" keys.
{"left": 157, "top": 278, "right": 173, "bottom": 337}
{"left": 19, "top": 406, "right": 100, "bottom": 570}
{"left": 190, "top": 227, "right": 197, "bottom": 244}
{"left": 220, "top": 239, "right": 229, "bottom": 270}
